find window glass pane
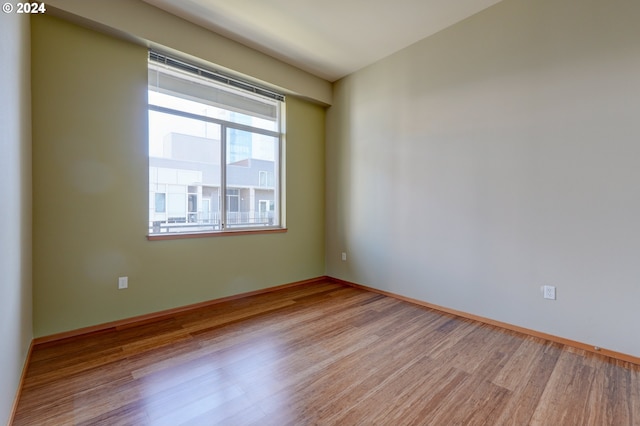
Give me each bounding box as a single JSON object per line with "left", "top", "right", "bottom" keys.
{"left": 226, "top": 128, "right": 279, "bottom": 228}
{"left": 155, "top": 193, "right": 166, "bottom": 213}
{"left": 149, "top": 109, "right": 221, "bottom": 233}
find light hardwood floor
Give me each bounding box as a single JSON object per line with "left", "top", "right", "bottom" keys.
{"left": 13, "top": 281, "right": 640, "bottom": 425}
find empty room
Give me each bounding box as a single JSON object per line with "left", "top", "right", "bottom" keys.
{"left": 2, "top": 0, "right": 639, "bottom": 424}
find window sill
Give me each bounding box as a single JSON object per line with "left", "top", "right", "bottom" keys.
{"left": 147, "top": 227, "right": 287, "bottom": 241}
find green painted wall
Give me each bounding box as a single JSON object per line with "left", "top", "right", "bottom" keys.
{"left": 45, "top": 0, "right": 332, "bottom": 105}
{"left": 32, "top": 15, "right": 325, "bottom": 337}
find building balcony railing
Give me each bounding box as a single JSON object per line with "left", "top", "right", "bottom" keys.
{"left": 149, "top": 211, "right": 274, "bottom": 234}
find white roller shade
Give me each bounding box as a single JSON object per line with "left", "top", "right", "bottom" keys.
{"left": 148, "top": 52, "right": 283, "bottom": 121}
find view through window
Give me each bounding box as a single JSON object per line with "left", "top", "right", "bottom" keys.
{"left": 148, "top": 53, "right": 285, "bottom": 235}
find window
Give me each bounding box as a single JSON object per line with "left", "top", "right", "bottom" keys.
{"left": 154, "top": 192, "right": 166, "bottom": 213}
{"left": 258, "top": 171, "right": 268, "bottom": 187}
{"left": 148, "top": 52, "right": 285, "bottom": 236}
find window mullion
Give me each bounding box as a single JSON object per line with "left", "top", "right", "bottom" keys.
{"left": 148, "top": 104, "right": 280, "bottom": 138}
{"left": 220, "top": 124, "right": 227, "bottom": 230}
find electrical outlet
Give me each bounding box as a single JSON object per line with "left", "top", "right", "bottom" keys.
{"left": 118, "top": 276, "right": 128, "bottom": 290}
{"left": 543, "top": 285, "right": 556, "bottom": 300}
{"left": 341, "top": 252, "right": 347, "bottom": 261}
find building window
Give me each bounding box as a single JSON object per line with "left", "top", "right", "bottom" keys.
{"left": 147, "top": 52, "right": 285, "bottom": 235}
{"left": 154, "top": 192, "right": 166, "bottom": 213}
{"left": 258, "top": 171, "right": 268, "bottom": 187}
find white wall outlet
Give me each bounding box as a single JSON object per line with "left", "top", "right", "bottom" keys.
{"left": 341, "top": 252, "right": 347, "bottom": 261}
{"left": 118, "top": 276, "right": 128, "bottom": 290}
{"left": 543, "top": 285, "right": 556, "bottom": 300}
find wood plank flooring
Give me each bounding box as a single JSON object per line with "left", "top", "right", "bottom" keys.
{"left": 13, "top": 281, "right": 640, "bottom": 425}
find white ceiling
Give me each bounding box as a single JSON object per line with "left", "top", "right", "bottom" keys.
{"left": 143, "top": 0, "right": 503, "bottom": 82}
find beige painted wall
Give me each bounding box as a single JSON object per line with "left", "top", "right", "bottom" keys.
{"left": 327, "top": 0, "right": 640, "bottom": 356}
{"left": 32, "top": 15, "right": 325, "bottom": 337}
{"left": 0, "top": 12, "right": 32, "bottom": 425}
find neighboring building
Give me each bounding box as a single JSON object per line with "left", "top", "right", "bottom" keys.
{"left": 149, "top": 133, "right": 276, "bottom": 233}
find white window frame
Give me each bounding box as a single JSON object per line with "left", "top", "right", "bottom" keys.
{"left": 147, "top": 52, "right": 285, "bottom": 238}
